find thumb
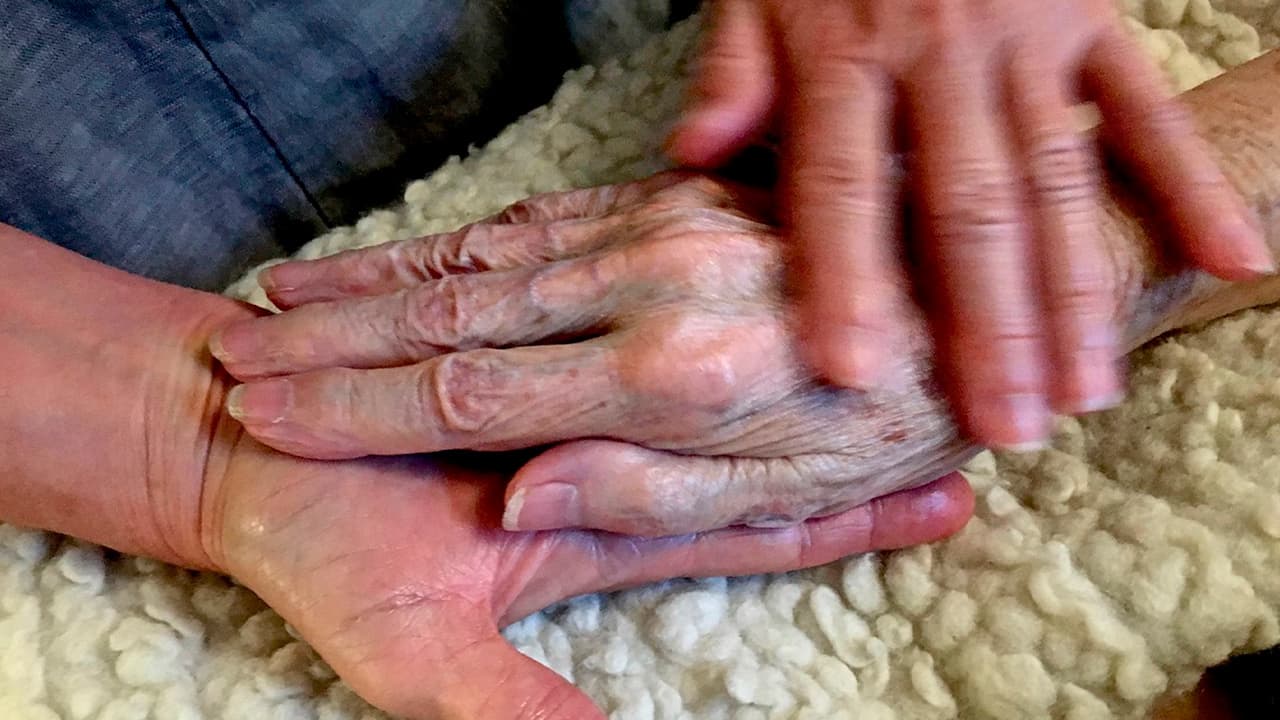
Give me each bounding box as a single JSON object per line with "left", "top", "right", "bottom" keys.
{"left": 391, "top": 633, "right": 606, "bottom": 720}
{"left": 503, "top": 439, "right": 967, "bottom": 538}
{"left": 667, "top": 0, "right": 776, "bottom": 167}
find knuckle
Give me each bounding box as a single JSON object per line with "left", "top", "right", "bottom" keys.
{"left": 1049, "top": 266, "right": 1119, "bottom": 319}
{"left": 1135, "top": 98, "right": 1194, "bottom": 136}
{"left": 699, "top": 32, "right": 754, "bottom": 81}
{"left": 497, "top": 198, "right": 539, "bottom": 224}
{"left": 649, "top": 176, "right": 733, "bottom": 213}
{"left": 393, "top": 223, "right": 494, "bottom": 282}
{"left": 399, "top": 276, "right": 477, "bottom": 351}
{"left": 621, "top": 317, "right": 745, "bottom": 417}
{"left": 624, "top": 231, "right": 707, "bottom": 285}
{"left": 929, "top": 169, "right": 1023, "bottom": 243}
{"left": 782, "top": 1, "right": 861, "bottom": 59}
{"left": 792, "top": 157, "right": 888, "bottom": 220}
{"left": 418, "top": 351, "right": 505, "bottom": 435}
{"left": 441, "top": 224, "right": 490, "bottom": 272}
{"left": 1026, "top": 134, "right": 1097, "bottom": 207}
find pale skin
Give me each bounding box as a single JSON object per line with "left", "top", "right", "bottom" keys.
{"left": 214, "top": 49, "right": 1280, "bottom": 538}
{"left": 668, "top": 0, "right": 1275, "bottom": 450}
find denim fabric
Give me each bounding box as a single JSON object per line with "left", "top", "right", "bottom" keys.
{"left": 0, "top": 1, "right": 580, "bottom": 290}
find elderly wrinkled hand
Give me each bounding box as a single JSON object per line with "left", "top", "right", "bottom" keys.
{"left": 212, "top": 172, "right": 976, "bottom": 535}
{"left": 668, "top": 0, "right": 1272, "bottom": 449}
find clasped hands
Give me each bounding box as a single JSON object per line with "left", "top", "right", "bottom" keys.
{"left": 200, "top": 1, "right": 1278, "bottom": 715}
{"left": 214, "top": 173, "right": 977, "bottom": 536}
{"left": 201, "top": 173, "right": 976, "bottom": 719}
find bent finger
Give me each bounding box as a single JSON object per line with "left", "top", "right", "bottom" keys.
{"left": 1083, "top": 29, "right": 1272, "bottom": 279}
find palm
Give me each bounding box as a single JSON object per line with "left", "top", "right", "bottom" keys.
{"left": 208, "top": 435, "right": 972, "bottom": 719}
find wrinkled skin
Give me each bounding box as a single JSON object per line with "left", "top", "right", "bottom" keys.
{"left": 1, "top": 223, "right": 974, "bottom": 720}
{"left": 669, "top": 0, "right": 1272, "bottom": 449}
{"left": 214, "top": 173, "right": 984, "bottom": 534}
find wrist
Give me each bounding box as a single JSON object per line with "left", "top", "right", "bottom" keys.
{"left": 0, "top": 225, "right": 258, "bottom": 571}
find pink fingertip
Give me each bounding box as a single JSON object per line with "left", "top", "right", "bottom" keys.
{"left": 667, "top": 105, "right": 753, "bottom": 167}
{"left": 805, "top": 325, "right": 890, "bottom": 389}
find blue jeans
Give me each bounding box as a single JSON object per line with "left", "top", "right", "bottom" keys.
{"left": 0, "top": 1, "right": 585, "bottom": 290}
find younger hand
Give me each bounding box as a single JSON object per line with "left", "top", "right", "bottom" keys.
{"left": 211, "top": 432, "right": 973, "bottom": 719}
{"left": 668, "top": 0, "right": 1272, "bottom": 448}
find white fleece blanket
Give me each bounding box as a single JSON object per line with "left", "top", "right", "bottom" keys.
{"left": 4, "top": 3, "right": 1280, "bottom": 719}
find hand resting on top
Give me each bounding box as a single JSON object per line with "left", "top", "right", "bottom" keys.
{"left": 212, "top": 172, "right": 979, "bottom": 536}
{"left": 213, "top": 49, "right": 1280, "bottom": 539}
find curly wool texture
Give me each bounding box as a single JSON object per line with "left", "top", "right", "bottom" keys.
{"left": 4, "top": 2, "right": 1280, "bottom": 719}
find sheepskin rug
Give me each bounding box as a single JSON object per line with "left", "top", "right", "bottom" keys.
{"left": 4, "top": 2, "right": 1280, "bottom": 718}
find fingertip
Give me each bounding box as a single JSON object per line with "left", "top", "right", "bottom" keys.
{"left": 225, "top": 378, "right": 293, "bottom": 426}
{"left": 260, "top": 262, "right": 312, "bottom": 309}
{"left": 1189, "top": 216, "right": 1276, "bottom": 281}
{"left": 667, "top": 105, "right": 757, "bottom": 167}
{"left": 802, "top": 324, "right": 890, "bottom": 390}
{"left": 1050, "top": 357, "right": 1125, "bottom": 416}
{"left": 258, "top": 263, "right": 295, "bottom": 294}
{"left": 209, "top": 321, "right": 252, "bottom": 368}
{"left": 903, "top": 471, "right": 976, "bottom": 542}
{"left": 506, "top": 442, "right": 604, "bottom": 531}
{"left": 208, "top": 330, "right": 232, "bottom": 365}
{"left": 966, "top": 393, "right": 1052, "bottom": 453}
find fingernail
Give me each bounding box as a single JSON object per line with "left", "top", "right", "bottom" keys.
{"left": 208, "top": 332, "right": 230, "bottom": 363}
{"left": 990, "top": 394, "right": 1050, "bottom": 452}
{"left": 259, "top": 263, "right": 301, "bottom": 294}
{"left": 1071, "top": 389, "right": 1125, "bottom": 414}
{"left": 211, "top": 322, "right": 254, "bottom": 364}
{"left": 910, "top": 486, "right": 953, "bottom": 517}
{"left": 503, "top": 483, "right": 581, "bottom": 532}
{"left": 225, "top": 379, "right": 292, "bottom": 425}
